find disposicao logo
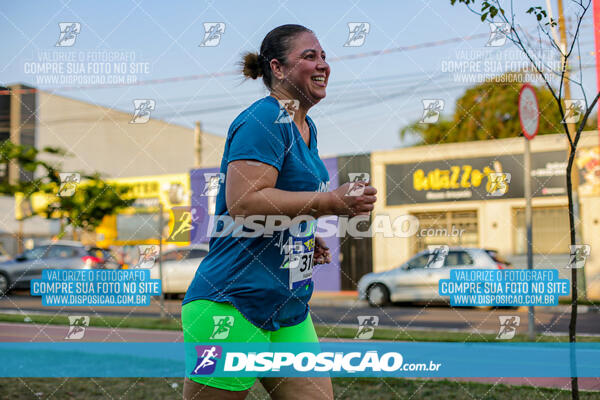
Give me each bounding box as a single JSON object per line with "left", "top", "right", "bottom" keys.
{"left": 224, "top": 351, "right": 405, "bottom": 373}
{"left": 191, "top": 345, "right": 222, "bottom": 375}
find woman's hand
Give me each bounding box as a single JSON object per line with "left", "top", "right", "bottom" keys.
{"left": 314, "top": 236, "right": 331, "bottom": 265}
{"left": 326, "top": 181, "right": 377, "bottom": 217}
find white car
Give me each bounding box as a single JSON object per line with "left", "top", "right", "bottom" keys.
{"left": 149, "top": 245, "right": 208, "bottom": 296}
{"left": 357, "top": 247, "right": 510, "bottom": 307}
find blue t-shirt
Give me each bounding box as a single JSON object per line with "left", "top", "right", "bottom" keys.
{"left": 183, "top": 96, "right": 330, "bottom": 331}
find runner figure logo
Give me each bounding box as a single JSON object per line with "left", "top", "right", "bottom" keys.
{"left": 275, "top": 100, "right": 299, "bottom": 124}
{"left": 497, "top": 316, "right": 520, "bottom": 339}
{"left": 199, "top": 23, "right": 225, "bottom": 47}
{"left": 65, "top": 316, "right": 89, "bottom": 340}
{"left": 487, "top": 172, "right": 511, "bottom": 197}
{"left": 168, "top": 207, "right": 198, "bottom": 243}
{"left": 568, "top": 245, "right": 590, "bottom": 269}
{"left": 427, "top": 245, "right": 449, "bottom": 269}
{"left": 344, "top": 23, "right": 370, "bottom": 47}
{"left": 130, "top": 99, "right": 156, "bottom": 124}
{"left": 202, "top": 173, "right": 225, "bottom": 196}
{"left": 278, "top": 236, "right": 303, "bottom": 270}
{"left": 486, "top": 22, "right": 510, "bottom": 47}
{"left": 209, "top": 316, "right": 234, "bottom": 339}
{"left": 58, "top": 173, "right": 80, "bottom": 197}
{"left": 563, "top": 99, "right": 585, "bottom": 123}
{"left": 135, "top": 245, "right": 159, "bottom": 269}
{"left": 420, "top": 99, "right": 444, "bottom": 123}
{"left": 355, "top": 315, "right": 379, "bottom": 339}
{"left": 192, "top": 345, "right": 222, "bottom": 375}
{"left": 56, "top": 22, "right": 81, "bottom": 47}
{"left": 345, "top": 173, "right": 369, "bottom": 196}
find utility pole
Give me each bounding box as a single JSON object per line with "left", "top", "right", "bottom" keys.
{"left": 590, "top": 20, "right": 600, "bottom": 397}
{"left": 519, "top": 83, "right": 539, "bottom": 341}
{"left": 158, "top": 203, "right": 165, "bottom": 318}
{"left": 525, "top": 136, "right": 535, "bottom": 340}
{"left": 194, "top": 121, "right": 202, "bottom": 168}
{"left": 9, "top": 85, "right": 23, "bottom": 254}
{"left": 557, "top": 0, "right": 587, "bottom": 300}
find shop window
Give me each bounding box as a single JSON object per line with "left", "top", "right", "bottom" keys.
{"left": 413, "top": 210, "right": 478, "bottom": 253}
{"left": 513, "top": 207, "right": 569, "bottom": 254}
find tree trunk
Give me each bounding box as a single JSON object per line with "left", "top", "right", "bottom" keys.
{"left": 566, "top": 144, "right": 579, "bottom": 399}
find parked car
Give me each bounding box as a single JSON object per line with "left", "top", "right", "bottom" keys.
{"left": 148, "top": 245, "right": 209, "bottom": 296}
{"left": 85, "top": 247, "right": 123, "bottom": 269}
{"left": 357, "top": 247, "right": 510, "bottom": 307}
{"left": 0, "top": 241, "right": 104, "bottom": 295}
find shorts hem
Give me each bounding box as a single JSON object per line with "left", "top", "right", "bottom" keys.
{"left": 183, "top": 296, "right": 261, "bottom": 330}
{"left": 183, "top": 296, "right": 311, "bottom": 333}
{"left": 188, "top": 376, "right": 255, "bottom": 392}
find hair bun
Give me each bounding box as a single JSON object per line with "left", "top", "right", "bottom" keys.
{"left": 241, "top": 52, "right": 263, "bottom": 79}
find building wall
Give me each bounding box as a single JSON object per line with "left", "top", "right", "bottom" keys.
{"left": 36, "top": 91, "right": 225, "bottom": 177}
{"left": 371, "top": 131, "right": 600, "bottom": 299}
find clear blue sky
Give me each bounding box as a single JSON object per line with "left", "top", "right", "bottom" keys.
{"left": 1, "top": 0, "right": 597, "bottom": 156}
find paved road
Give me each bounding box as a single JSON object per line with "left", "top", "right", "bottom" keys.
{"left": 2, "top": 291, "right": 599, "bottom": 336}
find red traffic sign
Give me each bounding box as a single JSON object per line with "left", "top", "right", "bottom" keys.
{"left": 518, "top": 83, "right": 540, "bottom": 140}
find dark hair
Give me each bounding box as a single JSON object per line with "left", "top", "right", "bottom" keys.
{"left": 241, "top": 24, "right": 313, "bottom": 89}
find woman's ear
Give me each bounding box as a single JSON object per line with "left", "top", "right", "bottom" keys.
{"left": 269, "top": 58, "right": 285, "bottom": 81}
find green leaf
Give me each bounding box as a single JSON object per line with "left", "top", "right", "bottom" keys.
{"left": 481, "top": 12, "right": 488, "bottom": 21}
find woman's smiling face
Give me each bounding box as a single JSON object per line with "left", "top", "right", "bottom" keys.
{"left": 279, "top": 31, "right": 330, "bottom": 106}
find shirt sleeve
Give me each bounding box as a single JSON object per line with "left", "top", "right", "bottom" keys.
{"left": 228, "top": 116, "right": 287, "bottom": 171}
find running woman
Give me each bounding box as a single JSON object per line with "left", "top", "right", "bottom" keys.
{"left": 182, "top": 24, "right": 377, "bottom": 400}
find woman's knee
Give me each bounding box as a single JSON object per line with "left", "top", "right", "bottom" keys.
{"left": 183, "top": 377, "right": 250, "bottom": 400}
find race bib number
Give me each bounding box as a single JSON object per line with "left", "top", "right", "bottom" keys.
{"left": 278, "top": 233, "right": 315, "bottom": 290}
{"left": 289, "top": 236, "right": 314, "bottom": 290}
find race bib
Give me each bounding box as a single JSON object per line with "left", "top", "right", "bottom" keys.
{"left": 288, "top": 236, "right": 315, "bottom": 289}
{"left": 277, "top": 221, "right": 317, "bottom": 290}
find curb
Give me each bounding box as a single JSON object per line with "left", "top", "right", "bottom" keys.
{"left": 517, "top": 305, "right": 600, "bottom": 314}
{"left": 310, "top": 298, "right": 599, "bottom": 313}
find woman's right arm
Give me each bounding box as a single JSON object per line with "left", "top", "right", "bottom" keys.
{"left": 225, "top": 160, "right": 377, "bottom": 219}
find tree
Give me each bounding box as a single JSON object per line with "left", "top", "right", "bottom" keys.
{"left": 400, "top": 71, "right": 597, "bottom": 144}
{"left": 1, "top": 140, "right": 134, "bottom": 242}
{"left": 40, "top": 173, "right": 134, "bottom": 240}
{"left": 0, "top": 140, "right": 64, "bottom": 195}
{"left": 449, "top": 2, "right": 599, "bottom": 399}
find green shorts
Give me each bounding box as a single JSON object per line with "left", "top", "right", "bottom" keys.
{"left": 182, "top": 299, "right": 318, "bottom": 392}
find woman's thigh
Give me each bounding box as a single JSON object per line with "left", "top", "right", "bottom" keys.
{"left": 182, "top": 299, "right": 270, "bottom": 393}
{"left": 262, "top": 314, "right": 333, "bottom": 399}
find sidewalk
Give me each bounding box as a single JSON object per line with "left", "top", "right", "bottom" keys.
{"left": 428, "top": 377, "right": 600, "bottom": 392}
{"left": 310, "top": 290, "right": 361, "bottom": 307}
{"left": 309, "top": 290, "right": 600, "bottom": 313}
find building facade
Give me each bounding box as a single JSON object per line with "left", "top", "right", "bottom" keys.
{"left": 2, "top": 83, "right": 226, "bottom": 254}
{"left": 371, "top": 131, "right": 600, "bottom": 299}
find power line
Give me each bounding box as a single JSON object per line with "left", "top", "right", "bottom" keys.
{"left": 15, "top": 21, "right": 593, "bottom": 93}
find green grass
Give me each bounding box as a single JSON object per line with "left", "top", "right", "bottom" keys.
{"left": 2, "top": 312, "right": 599, "bottom": 342}
{"left": 314, "top": 325, "right": 600, "bottom": 342}
{"left": 1, "top": 312, "right": 183, "bottom": 331}
{"left": 1, "top": 377, "right": 597, "bottom": 400}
